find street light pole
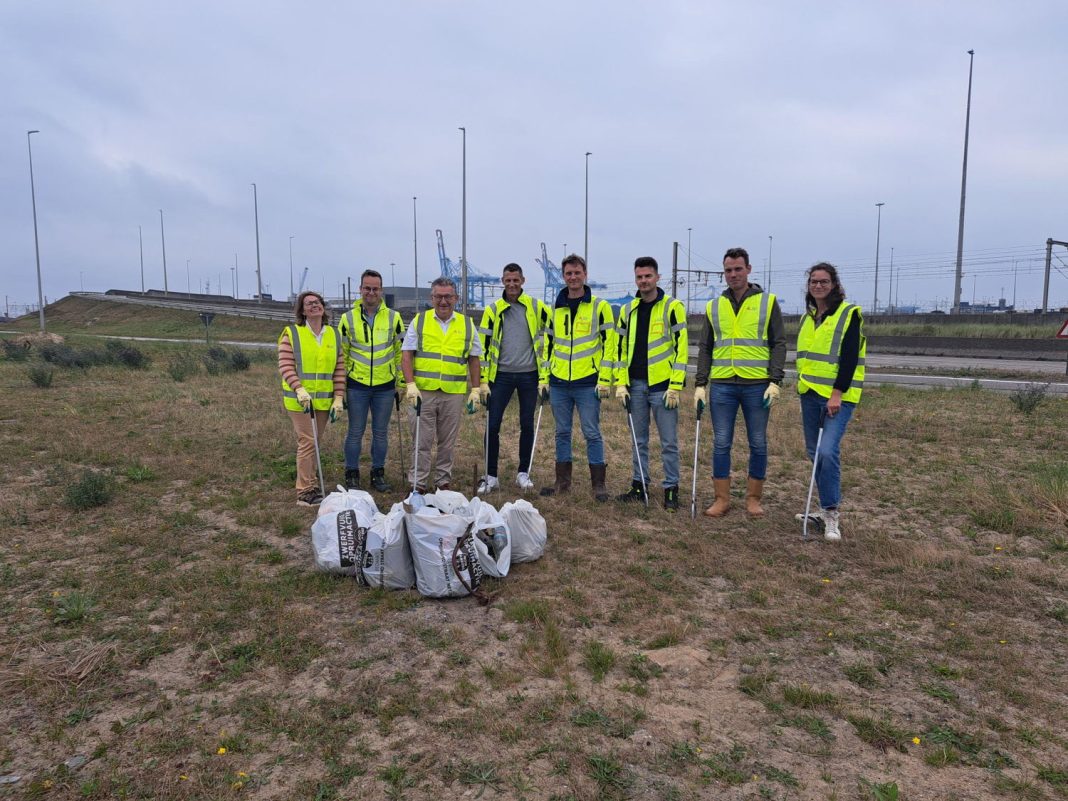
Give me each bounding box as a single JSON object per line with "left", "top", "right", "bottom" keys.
{"left": 234, "top": 252, "right": 239, "bottom": 299}
{"left": 186, "top": 258, "right": 191, "bottom": 296}
{"left": 459, "top": 127, "right": 467, "bottom": 313}
{"left": 584, "top": 151, "right": 592, "bottom": 266}
{"left": 391, "top": 262, "right": 396, "bottom": 290}
{"left": 159, "top": 209, "right": 169, "bottom": 296}
{"left": 686, "top": 227, "right": 692, "bottom": 315}
{"left": 288, "top": 235, "right": 294, "bottom": 301}
{"left": 873, "top": 202, "right": 885, "bottom": 314}
{"left": 138, "top": 225, "right": 145, "bottom": 293}
{"left": 252, "top": 183, "right": 263, "bottom": 304}
{"left": 767, "top": 235, "right": 773, "bottom": 292}
{"left": 888, "top": 246, "right": 895, "bottom": 312}
{"left": 412, "top": 196, "right": 419, "bottom": 308}
{"left": 26, "top": 130, "right": 45, "bottom": 331}
{"left": 952, "top": 49, "right": 975, "bottom": 314}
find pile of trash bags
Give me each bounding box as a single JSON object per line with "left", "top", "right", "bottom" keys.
{"left": 310, "top": 487, "right": 548, "bottom": 600}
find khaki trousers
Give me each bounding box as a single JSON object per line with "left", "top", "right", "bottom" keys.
{"left": 408, "top": 390, "right": 464, "bottom": 490}
{"left": 288, "top": 409, "right": 330, "bottom": 494}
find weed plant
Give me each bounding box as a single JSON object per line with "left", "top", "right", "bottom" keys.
{"left": 1, "top": 339, "right": 30, "bottom": 361}
{"left": 166, "top": 350, "right": 200, "bottom": 381}
{"left": 65, "top": 470, "right": 114, "bottom": 510}
{"left": 26, "top": 362, "right": 54, "bottom": 387}
{"left": 1008, "top": 382, "right": 1049, "bottom": 415}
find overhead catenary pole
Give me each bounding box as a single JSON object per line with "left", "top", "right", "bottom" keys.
{"left": 888, "top": 247, "right": 895, "bottom": 312}
{"left": 252, "top": 183, "right": 263, "bottom": 304}
{"left": 952, "top": 49, "right": 975, "bottom": 314}
{"left": 584, "top": 151, "right": 592, "bottom": 266}
{"left": 234, "top": 253, "right": 239, "bottom": 299}
{"left": 767, "top": 235, "right": 773, "bottom": 291}
{"left": 289, "top": 235, "right": 295, "bottom": 301}
{"left": 671, "top": 241, "right": 679, "bottom": 298}
{"left": 686, "top": 228, "right": 692, "bottom": 315}
{"left": 459, "top": 127, "right": 467, "bottom": 313}
{"left": 159, "top": 209, "right": 169, "bottom": 295}
{"left": 138, "top": 225, "right": 145, "bottom": 293}
{"left": 27, "top": 130, "right": 45, "bottom": 331}
{"left": 1043, "top": 239, "right": 1068, "bottom": 313}
{"left": 873, "top": 202, "right": 885, "bottom": 314}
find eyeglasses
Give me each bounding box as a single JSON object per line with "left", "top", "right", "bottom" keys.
{"left": 808, "top": 279, "right": 832, "bottom": 287}
{"left": 303, "top": 299, "right": 324, "bottom": 307}
{"left": 431, "top": 294, "right": 455, "bottom": 302}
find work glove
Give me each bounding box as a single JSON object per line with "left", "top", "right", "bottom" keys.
{"left": 538, "top": 383, "right": 550, "bottom": 403}
{"left": 596, "top": 385, "right": 610, "bottom": 401}
{"left": 295, "top": 387, "right": 313, "bottom": 412}
{"left": 405, "top": 383, "right": 421, "bottom": 409}
{"left": 329, "top": 395, "right": 344, "bottom": 423}
{"left": 615, "top": 385, "right": 630, "bottom": 410}
{"left": 762, "top": 383, "right": 781, "bottom": 409}
{"left": 466, "top": 388, "right": 481, "bottom": 414}
{"left": 694, "top": 386, "right": 707, "bottom": 414}
{"left": 478, "top": 384, "right": 491, "bottom": 406}
{"left": 664, "top": 389, "right": 680, "bottom": 410}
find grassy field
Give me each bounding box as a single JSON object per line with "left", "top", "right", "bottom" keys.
{"left": 1, "top": 336, "right": 1066, "bottom": 800}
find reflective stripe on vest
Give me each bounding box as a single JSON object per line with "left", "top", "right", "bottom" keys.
{"left": 341, "top": 305, "right": 402, "bottom": 385}
{"left": 615, "top": 294, "right": 688, "bottom": 389}
{"left": 708, "top": 292, "right": 773, "bottom": 379}
{"left": 280, "top": 324, "right": 339, "bottom": 411}
{"left": 412, "top": 310, "right": 474, "bottom": 393}
{"left": 479, "top": 294, "right": 549, "bottom": 384}
{"left": 548, "top": 296, "right": 614, "bottom": 384}
{"left": 796, "top": 303, "right": 866, "bottom": 404}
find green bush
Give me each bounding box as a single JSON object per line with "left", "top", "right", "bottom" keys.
{"left": 167, "top": 351, "right": 199, "bottom": 382}
{"left": 1009, "top": 383, "right": 1048, "bottom": 416}
{"left": 203, "top": 346, "right": 251, "bottom": 374}
{"left": 65, "top": 470, "right": 114, "bottom": 510}
{"left": 37, "top": 342, "right": 103, "bottom": 369}
{"left": 104, "top": 340, "right": 151, "bottom": 369}
{"left": 1, "top": 339, "right": 30, "bottom": 361}
{"left": 27, "top": 362, "right": 55, "bottom": 388}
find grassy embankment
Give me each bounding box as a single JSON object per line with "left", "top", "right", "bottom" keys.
{"left": 0, "top": 335, "right": 1065, "bottom": 800}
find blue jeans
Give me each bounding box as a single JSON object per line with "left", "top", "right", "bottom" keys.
{"left": 344, "top": 380, "right": 396, "bottom": 471}
{"left": 550, "top": 383, "right": 604, "bottom": 466}
{"left": 487, "top": 370, "right": 539, "bottom": 476}
{"left": 628, "top": 380, "right": 680, "bottom": 488}
{"left": 800, "top": 390, "right": 855, "bottom": 509}
{"left": 709, "top": 383, "right": 770, "bottom": 480}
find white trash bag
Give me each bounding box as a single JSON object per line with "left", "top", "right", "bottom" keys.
{"left": 318, "top": 485, "right": 380, "bottom": 520}
{"left": 404, "top": 502, "right": 484, "bottom": 599}
{"left": 422, "top": 488, "right": 469, "bottom": 514}
{"left": 500, "top": 499, "right": 547, "bottom": 563}
{"left": 362, "top": 503, "right": 416, "bottom": 590}
{"left": 467, "top": 496, "right": 511, "bottom": 578}
{"left": 311, "top": 507, "right": 374, "bottom": 581}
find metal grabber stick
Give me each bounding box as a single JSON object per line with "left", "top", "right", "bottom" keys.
{"left": 802, "top": 408, "right": 827, "bottom": 541}
{"left": 411, "top": 397, "right": 422, "bottom": 496}
{"left": 690, "top": 404, "right": 703, "bottom": 520}
{"left": 527, "top": 398, "right": 544, "bottom": 487}
{"left": 307, "top": 404, "right": 326, "bottom": 500}
{"left": 624, "top": 396, "right": 649, "bottom": 508}
{"left": 394, "top": 390, "right": 407, "bottom": 483}
{"left": 483, "top": 395, "right": 491, "bottom": 492}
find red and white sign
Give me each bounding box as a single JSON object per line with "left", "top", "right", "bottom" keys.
{"left": 1058, "top": 319, "right": 1068, "bottom": 339}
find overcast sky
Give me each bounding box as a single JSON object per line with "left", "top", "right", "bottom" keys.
{"left": 3, "top": 1, "right": 1067, "bottom": 315}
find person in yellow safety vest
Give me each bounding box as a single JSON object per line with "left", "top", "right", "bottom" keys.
{"left": 277, "top": 291, "right": 347, "bottom": 506}
{"left": 613, "top": 256, "right": 688, "bottom": 511}
{"left": 476, "top": 263, "right": 551, "bottom": 494}
{"left": 538, "top": 254, "right": 618, "bottom": 502}
{"left": 338, "top": 269, "right": 405, "bottom": 493}
{"left": 693, "top": 247, "right": 787, "bottom": 518}
{"left": 400, "top": 276, "right": 482, "bottom": 493}
{"left": 794, "top": 262, "right": 865, "bottom": 542}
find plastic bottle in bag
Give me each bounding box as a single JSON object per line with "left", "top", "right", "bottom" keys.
{"left": 490, "top": 527, "right": 507, "bottom": 559}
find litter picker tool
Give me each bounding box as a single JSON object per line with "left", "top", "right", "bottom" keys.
{"left": 306, "top": 404, "right": 326, "bottom": 500}
{"left": 394, "top": 391, "right": 407, "bottom": 483}
{"left": 690, "top": 404, "right": 703, "bottom": 520}
{"left": 411, "top": 397, "right": 422, "bottom": 496}
{"left": 802, "top": 408, "right": 827, "bottom": 541}
{"left": 528, "top": 399, "right": 544, "bottom": 485}
{"left": 624, "top": 396, "right": 649, "bottom": 508}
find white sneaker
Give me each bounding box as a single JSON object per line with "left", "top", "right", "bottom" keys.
{"left": 477, "top": 475, "right": 499, "bottom": 494}
{"left": 516, "top": 472, "right": 534, "bottom": 490}
{"left": 823, "top": 509, "right": 841, "bottom": 542}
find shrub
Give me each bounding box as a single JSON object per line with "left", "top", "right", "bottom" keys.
{"left": 27, "top": 362, "right": 55, "bottom": 388}
{"left": 228, "top": 350, "right": 251, "bottom": 371}
{"left": 1, "top": 339, "right": 30, "bottom": 361}
{"left": 167, "top": 351, "right": 199, "bottom": 382}
{"left": 65, "top": 470, "right": 114, "bottom": 510}
{"left": 104, "top": 340, "right": 151, "bottom": 369}
{"left": 37, "top": 342, "right": 102, "bottom": 369}
{"left": 1009, "top": 383, "right": 1048, "bottom": 416}
{"left": 202, "top": 346, "right": 250, "bottom": 374}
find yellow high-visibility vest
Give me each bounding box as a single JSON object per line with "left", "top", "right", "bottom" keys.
{"left": 615, "top": 293, "right": 688, "bottom": 390}
{"left": 548, "top": 295, "right": 617, "bottom": 385}
{"left": 707, "top": 292, "right": 775, "bottom": 380}
{"left": 796, "top": 303, "right": 866, "bottom": 404}
{"left": 279, "top": 324, "right": 339, "bottom": 412}
{"left": 411, "top": 310, "right": 475, "bottom": 393}
{"left": 478, "top": 292, "right": 550, "bottom": 384}
{"left": 339, "top": 302, "right": 403, "bottom": 386}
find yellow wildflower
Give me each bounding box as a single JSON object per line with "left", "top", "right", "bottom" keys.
{"left": 912, "top": 736, "right": 921, "bottom": 745}
{"left": 821, "top": 578, "right": 831, "bottom": 584}
{"left": 179, "top": 775, "right": 189, "bottom": 781}
{"left": 217, "top": 747, "right": 227, "bottom": 755}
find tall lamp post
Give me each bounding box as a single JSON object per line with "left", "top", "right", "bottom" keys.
{"left": 412, "top": 196, "right": 419, "bottom": 309}
{"left": 459, "top": 127, "right": 467, "bottom": 313}
{"left": 953, "top": 49, "right": 976, "bottom": 314}
{"left": 26, "top": 130, "right": 45, "bottom": 331}
{"left": 584, "top": 151, "right": 592, "bottom": 266}
{"left": 873, "top": 202, "right": 885, "bottom": 314}
{"left": 159, "top": 209, "right": 169, "bottom": 296}
{"left": 252, "top": 183, "right": 263, "bottom": 303}
{"left": 138, "top": 225, "right": 145, "bottom": 293}
{"left": 288, "top": 235, "right": 295, "bottom": 301}
{"left": 767, "top": 235, "right": 773, "bottom": 292}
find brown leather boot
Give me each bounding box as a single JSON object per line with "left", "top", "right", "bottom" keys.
{"left": 589, "top": 463, "right": 608, "bottom": 503}
{"left": 703, "top": 478, "right": 732, "bottom": 517}
{"left": 745, "top": 477, "right": 765, "bottom": 518}
{"left": 540, "top": 461, "right": 572, "bottom": 496}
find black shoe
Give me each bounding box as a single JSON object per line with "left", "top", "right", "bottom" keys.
{"left": 370, "top": 468, "right": 392, "bottom": 492}
{"left": 297, "top": 489, "right": 324, "bottom": 507}
{"left": 344, "top": 469, "right": 361, "bottom": 490}
{"left": 664, "top": 486, "right": 679, "bottom": 512}
{"left": 616, "top": 480, "right": 647, "bottom": 503}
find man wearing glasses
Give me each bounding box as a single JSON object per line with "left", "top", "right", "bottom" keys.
{"left": 693, "top": 247, "right": 786, "bottom": 518}
{"left": 338, "top": 269, "right": 405, "bottom": 492}
{"left": 401, "top": 277, "right": 482, "bottom": 493}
